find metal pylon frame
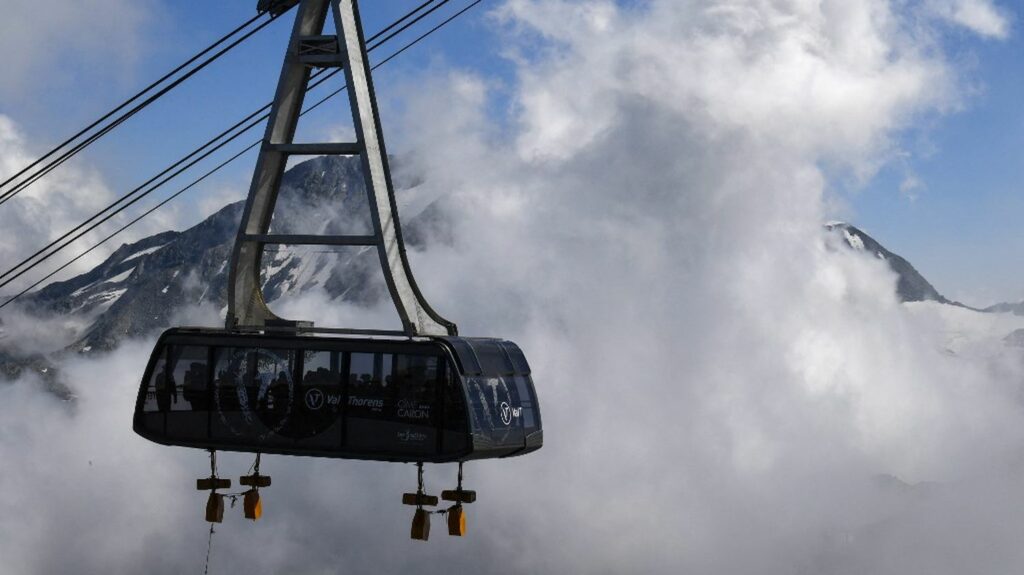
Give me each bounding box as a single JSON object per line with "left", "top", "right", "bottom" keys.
{"left": 226, "top": 0, "right": 457, "bottom": 337}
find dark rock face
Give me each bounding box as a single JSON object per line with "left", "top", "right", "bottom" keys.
{"left": 0, "top": 155, "right": 447, "bottom": 382}
{"left": 825, "top": 222, "right": 949, "bottom": 304}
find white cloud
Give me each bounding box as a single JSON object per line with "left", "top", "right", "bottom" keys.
{"left": 0, "top": 115, "right": 176, "bottom": 294}
{"left": 1, "top": 0, "right": 1022, "bottom": 573}
{"left": 0, "top": 0, "right": 157, "bottom": 100}
{"left": 0, "top": 116, "right": 120, "bottom": 291}
{"left": 927, "top": 0, "right": 1011, "bottom": 39}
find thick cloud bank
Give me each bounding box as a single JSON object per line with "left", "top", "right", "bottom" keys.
{"left": 2, "top": 0, "right": 1022, "bottom": 573}
{"left": 0, "top": 115, "right": 182, "bottom": 292}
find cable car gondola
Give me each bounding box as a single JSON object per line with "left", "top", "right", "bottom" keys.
{"left": 132, "top": 0, "right": 542, "bottom": 539}
{"left": 134, "top": 328, "right": 543, "bottom": 462}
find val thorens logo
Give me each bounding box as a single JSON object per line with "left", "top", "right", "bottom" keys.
{"left": 499, "top": 402, "right": 522, "bottom": 426}
{"left": 304, "top": 388, "right": 324, "bottom": 411}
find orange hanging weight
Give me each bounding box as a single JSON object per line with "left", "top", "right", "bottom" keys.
{"left": 243, "top": 489, "right": 263, "bottom": 521}
{"left": 447, "top": 505, "right": 466, "bottom": 536}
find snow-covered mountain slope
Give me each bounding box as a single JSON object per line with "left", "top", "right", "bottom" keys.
{"left": 825, "top": 222, "right": 950, "bottom": 305}
{"left": 1, "top": 155, "right": 447, "bottom": 372}
{"left": 0, "top": 157, "right": 1016, "bottom": 389}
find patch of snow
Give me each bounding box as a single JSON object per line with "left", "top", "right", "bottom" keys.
{"left": 161, "top": 286, "right": 169, "bottom": 294}
{"left": 875, "top": 251, "right": 885, "bottom": 260}
{"left": 843, "top": 229, "right": 865, "bottom": 250}
{"left": 263, "top": 251, "right": 293, "bottom": 279}
{"left": 81, "top": 346, "right": 92, "bottom": 353}
{"left": 825, "top": 220, "right": 847, "bottom": 227}
{"left": 71, "top": 281, "right": 99, "bottom": 298}
{"left": 120, "top": 243, "right": 166, "bottom": 264}
{"left": 102, "top": 267, "right": 135, "bottom": 285}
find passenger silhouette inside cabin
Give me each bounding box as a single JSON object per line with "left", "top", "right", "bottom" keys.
{"left": 268, "top": 370, "right": 290, "bottom": 414}
{"left": 183, "top": 362, "right": 208, "bottom": 410}
{"left": 156, "top": 372, "right": 177, "bottom": 412}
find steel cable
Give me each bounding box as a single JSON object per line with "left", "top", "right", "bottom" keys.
{"left": 0, "top": 11, "right": 271, "bottom": 198}
{"left": 0, "top": 12, "right": 293, "bottom": 207}
{"left": 0, "top": 0, "right": 443, "bottom": 286}
{"left": 0, "top": 0, "right": 483, "bottom": 309}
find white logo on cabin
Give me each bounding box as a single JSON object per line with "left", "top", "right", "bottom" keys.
{"left": 304, "top": 388, "right": 324, "bottom": 411}
{"left": 499, "top": 402, "right": 521, "bottom": 426}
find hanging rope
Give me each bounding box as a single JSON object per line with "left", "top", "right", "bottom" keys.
{"left": 203, "top": 523, "right": 216, "bottom": 575}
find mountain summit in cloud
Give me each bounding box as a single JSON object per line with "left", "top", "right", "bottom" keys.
{"left": 825, "top": 221, "right": 949, "bottom": 305}
{"left": 0, "top": 156, "right": 1013, "bottom": 391}
{"left": 0, "top": 155, "right": 448, "bottom": 384}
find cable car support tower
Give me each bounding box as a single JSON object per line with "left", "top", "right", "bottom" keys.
{"left": 227, "top": 0, "right": 457, "bottom": 338}
{"left": 132, "top": 0, "right": 542, "bottom": 541}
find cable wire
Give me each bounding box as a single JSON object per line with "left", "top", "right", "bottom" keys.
{"left": 0, "top": 12, "right": 271, "bottom": 198}
{"left": 0, "top": 0, "right": 485, "bottom": 309}
{"left": 0, "top": 11, "right": 283, "bottom": 207}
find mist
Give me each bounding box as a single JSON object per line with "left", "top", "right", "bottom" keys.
{"left": 2, "top": 0, "right": 1024, "bottom": 573}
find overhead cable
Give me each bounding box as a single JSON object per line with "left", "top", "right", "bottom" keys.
{"left": 0, "top": 0, "right": 440, "bottom": 208}
{"left": 0, "top": 0, "right": 483, "bottom": 308}
{"left": 0, "top": 11, "right": 284, "bottom": 207}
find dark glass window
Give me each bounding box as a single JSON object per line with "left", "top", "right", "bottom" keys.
{"left": 441, "top": 360, "right": 468, "bottom": 453}
{"left": 474, "top": 341, "right": 514, "bottom": 376}
{"left": 392, "top": 354, "right": 438, "bottom": 424}
{"left": 253, "top": 349, "right": 296, "bottom": 436}
{"left": 168, "top": 346, "right": 209, "bottom": 412}
{"left": 143, "top": 349, "right": 167, "bottom": 413}
{"left": 500, "top": 342, "right": 531, "bottom": 375}
{"left": 347, "top": 352, "right": 386, "bottom": 419}
{"left": 346, "top": 352, "right": 439, "bottom": 455}
{"left": 447, "top": 339, "right": 482, "bottom": 375}
{"left": 286, "top": 350, "right": 343, "bottom": 440}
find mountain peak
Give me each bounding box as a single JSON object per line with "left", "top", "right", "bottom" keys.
{"left": 825, "top": 222, "right": 949, "bottom": 305}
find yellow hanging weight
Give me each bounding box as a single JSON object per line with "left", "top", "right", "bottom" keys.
{"left": 447, "top": 505, "right": 466, "bottom": 536}
{"left": 243, "top": 489, "right": 263, "bottom": 521}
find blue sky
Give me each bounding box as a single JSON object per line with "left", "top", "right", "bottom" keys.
{"left": 849, "top": 19, "right": 1024, "bottom": 305}
{"left": 8, "top": 3, "right": 1024, "bottom": 573}
{"left": 0, "top": 0, "right": 1020, "bottom": 305}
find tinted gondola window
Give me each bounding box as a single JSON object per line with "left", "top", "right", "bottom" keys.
{"left": 211, "top": 347, "right": 301, "bottom": 444}
{"left": 441, "top": 362, "right": 468, "bottom": 453}
{"left": 211, "top": 347, "right": 252, "bottom": 442}
{"left": 515, "top": 375, "right": 541, "bottom": 435}
{"left": 346, "top": 352, "right": 388, "bottom": 452}
{"left": 143, "top": 349, "right": 167, "bottom": 413}
{"left": 465, "top": 374, "right": 525, "bottom": 451}
{"left": 169, "top": 346, "right": 209, "bottom": 412}
{"left": 159, "top": 345, "right": 211, "bottom": 440}
{"left": 347, "top": 352, "right": 385, "bottom": 418}
{"left": 392, "top": 354, "right": 437, "bottom": 424}
{"left": 475, "top": 342, "right": 514, "bottom": 375}
{"left": 346, "top": 352, "right": 438, "bottom": 456}
{"left": 286, "top": 350, "right": 343, "bottom": 443}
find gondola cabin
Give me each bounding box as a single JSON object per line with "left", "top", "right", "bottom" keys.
{"left": 133, "top": 328, "right": 543, "bottom": 463}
